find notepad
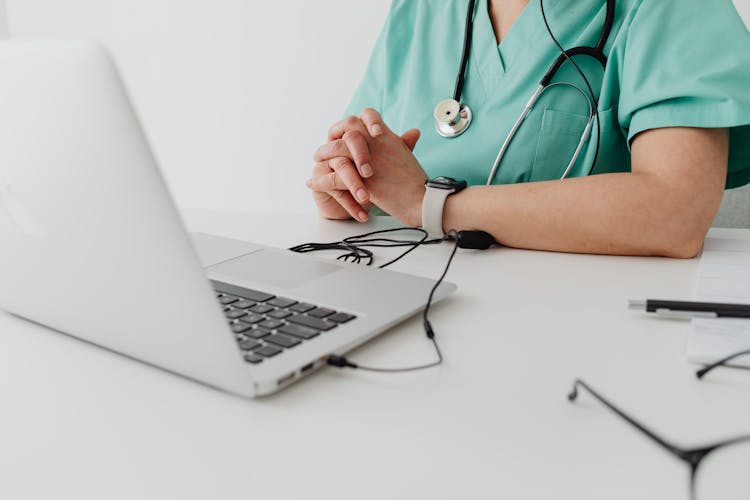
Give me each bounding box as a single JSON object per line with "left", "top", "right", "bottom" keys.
{"left": 686, "top": 236, "right": 750, "bottom": 367}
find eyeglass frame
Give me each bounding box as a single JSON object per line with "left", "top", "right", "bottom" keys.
{"left": 696, "top": 349, "right": 750, "bottom": 379}
{"left": 568, "top": 379, "right": 750, "bottom": 500}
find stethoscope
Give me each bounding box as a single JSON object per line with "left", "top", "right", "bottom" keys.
{"left": 434, "top": 0, "right": 616, "bottom": 184}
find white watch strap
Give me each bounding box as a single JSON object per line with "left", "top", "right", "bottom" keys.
{"left": 421, "top": 185, "right": 454, "bottom": 237}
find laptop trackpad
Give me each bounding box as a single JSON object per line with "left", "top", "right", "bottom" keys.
{"left": 207, "top": 250, "right": 343, "bottom": 289}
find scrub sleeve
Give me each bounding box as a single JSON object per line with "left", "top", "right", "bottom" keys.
{"left": 617, "top": 0, "right": 750, "bottom": 188}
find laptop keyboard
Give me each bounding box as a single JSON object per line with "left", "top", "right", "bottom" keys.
{"left": 212, "top": 281, "right": 356, "bottom": 365}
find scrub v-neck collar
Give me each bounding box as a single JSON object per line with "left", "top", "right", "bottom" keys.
{"left": 472, "top": 0, "right": 558, "bottom": 86}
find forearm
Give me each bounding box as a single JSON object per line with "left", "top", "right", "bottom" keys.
{"left": 442, "top": 171, "right": 721, "bottom": 258}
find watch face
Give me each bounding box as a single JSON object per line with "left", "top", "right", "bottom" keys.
{"left": 426, "top": 177, "right": 467, "bottom": 190}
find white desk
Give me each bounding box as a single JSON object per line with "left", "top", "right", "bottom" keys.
{"left": 1, "top": 211, "right": 749, "bottom": 500}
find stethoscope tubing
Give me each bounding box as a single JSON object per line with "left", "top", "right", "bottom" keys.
{"left": 485, "top": 82, "right": 595, "bottom": 185}
{"left": 436, "top": 0, "right": 615, "bottom": 183}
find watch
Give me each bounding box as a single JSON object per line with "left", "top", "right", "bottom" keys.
{"left": 421, "top": 176, "right": 467, "bottom": 237}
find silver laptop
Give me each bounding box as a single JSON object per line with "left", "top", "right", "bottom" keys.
{"left": 0, "top": 41, "right": 456, "bottom": 397}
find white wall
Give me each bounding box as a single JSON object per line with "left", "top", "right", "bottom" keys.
{"left": 0, "top": 0, "right": 8, "bottom": 38}
{"left": 3, "top": 0, "right": 749, "bottom": 213}
{"left": 4, "top": 0, "right": 390, "bottom": 213}
{"left": 738, "top": 0, "right": 750, "bottom": 21}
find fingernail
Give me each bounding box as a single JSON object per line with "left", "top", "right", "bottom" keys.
{"left": 371, "top": 124, "right": 383, "bottom": 136}
{"left": 355, "top": 188, "right": 368, "bottom": 203}
{"left": 361, "top": 163, "right": 373, "bottom": 178}
{"left": 358, "top": 211, "right": 368, "bottom": 222}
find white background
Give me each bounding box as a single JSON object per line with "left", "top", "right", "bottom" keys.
{"left": 0, "top": 1, "right": 748, "bottom": 213}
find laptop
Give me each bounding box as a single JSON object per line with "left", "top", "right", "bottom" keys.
{"left": 0, "top": 41, "right": 456, "bottom": 398}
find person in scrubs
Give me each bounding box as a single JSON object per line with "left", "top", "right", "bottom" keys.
{"left": 306, "top": 0, "right": 750, "bottom": 257}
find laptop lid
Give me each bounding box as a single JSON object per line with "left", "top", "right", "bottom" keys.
{"left": 0, "top": 41, "right": 255, "bottom": 397}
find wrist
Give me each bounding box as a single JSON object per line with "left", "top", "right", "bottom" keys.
{"left": 442, "top": 186, "right": 473, "bottom": 232}
{"left": 421, "top": 176, "right": 467, "bottom": 236}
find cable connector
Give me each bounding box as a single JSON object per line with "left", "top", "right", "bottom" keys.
{"left": 423, "top": 319, "right": 435, "bottom": 339}
{"left": 326, "top": 355, "right": 359, "bottom": 369}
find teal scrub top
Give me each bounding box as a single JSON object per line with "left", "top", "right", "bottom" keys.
{"left": 345, "top": 0, "right": 750, "bottom": 188}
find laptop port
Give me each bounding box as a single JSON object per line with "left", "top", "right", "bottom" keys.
{"left": 277, "top": 372, "right": 296, "bottom": 386}
{"left": 300, "top": 362, "right": 314, "bottom": 373}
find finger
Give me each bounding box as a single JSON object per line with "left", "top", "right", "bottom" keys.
{"left": 307, "top": 164, "right": 368, "bottom": 222}
{"left": 311, "top": 188, "right": 368, "bottom": 223}
{"left": 315, "top": 132, "right": 373, "bottom": 178}
{"left": 341, "top": 130, "right": 373, "bottom": 178}
{"left": 311, "top": 161, "right": 332, "bottom": 177}
{"left": 329, "top": 189, "right": 369, "bottom": 223}
{"left": 306, "top": 169, "right": 347, "bottom": 192}
{"left": 313, "top": 139, "right": 351, "bottom": 163}
{"left": 401, "top": 128, "right": 421, "bottom": 152}
{"left": 327, "top": 115, "right": 368, "bottom": 142}
{"left": 329, "top": 156, "right": 370, "bottom": 204}
{"left": 306, "top": 158, "right": 370, "bottom": 205}
{"left": 328, "top": 157, "right": 370, "bottom": 203}
{"left": 360, "top": 108, "right": 391, "bottom": 138}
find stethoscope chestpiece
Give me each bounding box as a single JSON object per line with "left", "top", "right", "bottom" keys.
{"left": 434, "top": 98, "right": 472, "bottom": 138}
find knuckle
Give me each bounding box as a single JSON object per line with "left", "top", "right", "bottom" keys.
{"left": 343, "top": 129, "right": 365, "bottom": 144}
{"left": 329, "top": 156, "right": 350, "bottom": 171}
{"left": 312, "top": 166, "right": 328, "bottom": 177}
{"left": 361, "top": 107, "right": 380, "bottom": 121}
{"left": 332, "top": 138, "right": 347, "bottom": 155}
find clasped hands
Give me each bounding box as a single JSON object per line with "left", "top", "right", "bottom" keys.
{"left": 307, "top": 108, "right": 428, "bottom": 228}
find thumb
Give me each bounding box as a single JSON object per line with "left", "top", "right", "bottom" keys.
{"left": 400, "top": 128, "right": 421, "bottom": 152}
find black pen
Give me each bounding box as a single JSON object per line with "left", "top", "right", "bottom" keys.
{"left": 628, "top": 299, "right": 750, "bottom": 319}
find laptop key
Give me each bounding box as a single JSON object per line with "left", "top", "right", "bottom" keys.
{"left": 239, "top": 313, "right": 265, "bottom": 324}
{"left": 238, "top": 289, "right": 275, "bottom": 303}
{"left": 255, "top": 345, "right": 283, "bottom": 358}
{"left": 243, "top": 353, "right": 263, "bottom": 364}
{"left": 232, "top": 322, "right": 253, "bottom": 334}
{"left": 219, "top": 295, "right": 239, "bottom": 305}
{"left": 267, "top": 309, "right": 293, "bottom": 320}
{"left": 308, "top": 307, "right": 335, "bottom": 318}
{"left": 268, "top": 297, "right": 297, "bottom": 308}
{"left": 249, "top": 304, "right": 274, "bottom": 314}
{"left": 245, "top": 327, "right": 272, "bottom": 339}
{"left": 258, "top": 318, "right": 284, "bottom": 330}
{"left": 225, "top": 309, "right": 248, "bottom": 320}
{"left": 265, "top": 334, "right": 301, "bottom": 348}
{"left": 278, "top": 323, "right": 320, "bottom": 340}
{"left": 290, "top": 302, "right": 315, "bottom": 313}
{"left": 287, "top": 315, "right": 337, "bottom": 331}
{"left": 328, "top": 312, "right": 356, "bottom": 323}
{"left": 234, "top": 299, "right": 256, "bottom": 309}
{"left": 238, "top": 339, "right": 261, "bottom": 351}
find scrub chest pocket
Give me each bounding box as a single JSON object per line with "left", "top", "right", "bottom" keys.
{"left": 530, "top": 108, "right": 592, "bottom": 182}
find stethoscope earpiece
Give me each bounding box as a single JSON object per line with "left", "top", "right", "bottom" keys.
{"left": 434, "top": 98, "right": 473, "bottom": 138}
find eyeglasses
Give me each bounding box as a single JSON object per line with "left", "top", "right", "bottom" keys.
{"left": 696, "top": 349, "right": 750, "bottom": 379}
{"left": 568, "top": 379, "right": 750, "bottom": 499}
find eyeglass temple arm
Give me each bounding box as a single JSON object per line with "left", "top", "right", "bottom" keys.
{"left": 696, "top": 349, "right": 750, "bottom": 379}
{"left": 568, "top": 379, "right": 688, "bottom": 460}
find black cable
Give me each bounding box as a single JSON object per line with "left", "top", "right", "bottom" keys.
{"left": 453, "top": 0, "right": 477, "bottom": 102}
{"left": 289, "top": 227, "right": 475, "bottom": 374}
{"left": 539, "top": 0, "right": 602, "bottom": 175}
{"left": 326, "top": 231, "right": 459, "bottom": 373}
{"left": 340, "top": 226, "right": 440, "bottom": 269}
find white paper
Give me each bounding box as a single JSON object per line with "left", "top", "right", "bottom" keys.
{"left": 686, "top": 236, "right": 750, "bottom": 367}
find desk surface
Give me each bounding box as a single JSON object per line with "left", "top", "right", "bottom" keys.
{"left": 2, "top": 211, "right": 749, "bottom": 500}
